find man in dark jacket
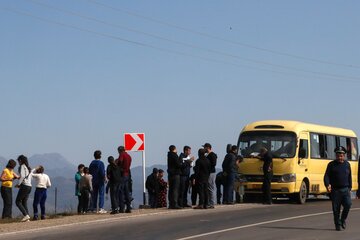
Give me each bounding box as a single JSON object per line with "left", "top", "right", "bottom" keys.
{"left": 215, "top": 171, "right": 225, "bottom": 204}
{"left": 324, "top": 146, "right": 352, "bottom": 231}
{"left": 179, "top": 146, "right": 195, "bottom": 207}
{"left": 203, "top": 143, "right": 217, "bottom": 208}
{"left": 89, "top": 150, "right": 106, "bottom": 213}
{"left": 259, "top": 147, "right": 273, "bottom": 205}
{"left": 106, "top": 156, "right": 122, "bottom": 214}
{"left": 146, "top": 168, "right": 159, "bottom": 208}
{"left": 167, "top": 145, "right": 182, "bottom": 209}
{"left": 194, "top": 148, "right": 211, "bottom": 209}
{"left": 222, "top": 145, "right": 238, "bottom": 204}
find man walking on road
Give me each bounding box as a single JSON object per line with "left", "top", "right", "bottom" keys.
{"left": 204, "top": 143, "right": 217, "bottom": 208}
{"left": 324, "top": 146, "right": 352, "bottom": 231}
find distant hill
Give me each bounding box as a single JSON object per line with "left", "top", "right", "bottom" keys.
{"left": 29, "top": 153, "right": 76, "bottom": 178}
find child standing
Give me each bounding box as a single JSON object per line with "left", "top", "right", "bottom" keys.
{"left": 31, "top": 166, "right": 51, "bottom": 220}
{"left": 0, "top": 159, "right": 20, "bottom": 219}
{"left": 79, "top": 167, "right": 93, "bottom": 214}
{"left": 75, "top": 164, "right": 85, "bottom": 214}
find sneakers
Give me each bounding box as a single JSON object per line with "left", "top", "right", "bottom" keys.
{"left": 98, "top": 208, "right": 107, "bottom": 214}
{"left": 33, "top": 215, "right": 39, "bottom": 221}
{"left": 21, "top": 215, "right": 30, "bottom": 222}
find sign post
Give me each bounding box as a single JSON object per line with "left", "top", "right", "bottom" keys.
{"left": 124, "top": 133, "right": 146, "bottom": 207}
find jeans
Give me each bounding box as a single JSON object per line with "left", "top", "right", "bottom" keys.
{"left": 1, "top": 186, "right": 12, "bottom": 219}
{"left": 216, "top": 181, "right": 223, "bottom": 204}
{"left": 168, "top": 174, "right": 180, "bottom": 208}
{"left": 331, "top": 188, "right": 352, "bottom": 226}
{"left": 119, "top": 176, "right": 131, "bottom": 211}
{"left": 33, "top": 188, "right": 47, "bottom": 217}
{"left": 91, "top": 183, "right": 105, "bottom": 210}
{"left": 224, "top": 173, "right": 235, "bottom": 203}
{"left": 179, "top": 175, "right": 190, "bottom": 207}
{"left": 16, "top": 184, "right": 31, "bottom": 216}
{"left": 207, "top": 173, "right": 216, "bottom": 206}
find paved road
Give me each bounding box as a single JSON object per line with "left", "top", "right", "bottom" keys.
{"left": 3, "top": 199, "right": 360, "bottom": 240}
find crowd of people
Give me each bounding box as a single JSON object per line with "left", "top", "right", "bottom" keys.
{"left": 0, "top": 143, "right": 244, "bottom": 221}
{"left": 0, "top": 155, "right": 51, "bottom": 222}
{"left": 75, "top": 146, "right": 133, "bottom": 215}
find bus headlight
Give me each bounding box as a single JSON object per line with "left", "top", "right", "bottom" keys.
{"left": 279, "top": 173, "right": 296, "bottom": 183}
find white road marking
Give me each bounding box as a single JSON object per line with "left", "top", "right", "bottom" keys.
{"left": 176, "top": 208, "right": 360, "bottom": 240}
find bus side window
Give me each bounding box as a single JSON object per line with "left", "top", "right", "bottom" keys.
{"left": 299, "top": 139, "right": 308, "bottom": 158}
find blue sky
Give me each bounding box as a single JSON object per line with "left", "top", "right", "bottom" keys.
{"left": 0, "top": 0, "right": 359, "bottom": 167}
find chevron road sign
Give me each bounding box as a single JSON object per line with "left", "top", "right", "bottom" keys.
{"left": 124, "top": 133, "right": 145, "bottom": 151}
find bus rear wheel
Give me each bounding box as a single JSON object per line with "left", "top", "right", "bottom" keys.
{"left": 294, "top": 180, "right": 308, "bottom": 204}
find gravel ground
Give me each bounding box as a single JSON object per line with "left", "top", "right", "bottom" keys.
{"left": 0, "top": 204, "right": 264, "bottom": 234}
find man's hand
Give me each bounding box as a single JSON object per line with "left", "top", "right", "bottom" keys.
{"left": 326, "top": 185, "right": 332, "bottom": 193}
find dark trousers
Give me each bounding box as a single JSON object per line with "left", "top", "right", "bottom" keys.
{"left": 33, "top": 188, "right": 47, "bottom": 217}
{"left": 197, "top": 181, "right": 209, "bottom": 208}
{"left": 179, "top": 175, "right": 190, "bottom": 207}
{"left": 191, "top": 185, "right": 198, "bottom": 205}
{"left": 148, "top": 192, "right": 157, "bottom": 208}
{"left": 262, "top": 172, "right": 273, "bottom": 203}
{"left": 216, "top": 182, "right": 223, "bottom": 204}
{"left": 91, "top": 183, "right": 105, "bottom": 210}
{"left": 80, "top": 189, "right": 90, "bottom": 212}
{"left": 16, "top": 185, "right": 31, "bottom": 216}
{"left": 168, "top": 174, "right": 180, "bottom": 208}
{"left": 1, "top": 186, "right": 12, "bottom": 219}
{"left": 331, "top": 188, "right": 352, "bottom": 226}
{"left": 224, "top": 173, "right": 235, "bottom": 204}
{"left": 77, "top": 196, "right": 81, "bottom": 213}
{"left": 119, "top": 176, "right": 131, "bottom": 211}
{"left": 110, "top": 183, "right": 121, "bottom": 211}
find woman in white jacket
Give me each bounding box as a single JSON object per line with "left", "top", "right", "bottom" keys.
{"left": 15, "top": 155, "right": 32, "bottom": 222}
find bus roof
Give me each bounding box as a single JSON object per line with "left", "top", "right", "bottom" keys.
{"left": 241, "top": 120, "right": 357, "bottom": 137}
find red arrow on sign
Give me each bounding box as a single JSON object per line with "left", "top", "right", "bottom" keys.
{"left": 124, "top": 133, "right": 145, "bottom": 151}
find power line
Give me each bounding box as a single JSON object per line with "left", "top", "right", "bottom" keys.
{"left": 25, "top": 0, "right": 360, "bottom": 81}
{"left": 86, "top": 0, "right": 360, "bottom": 69}
{"left": 1, "top": 7, "right": 359, "bottom": 85}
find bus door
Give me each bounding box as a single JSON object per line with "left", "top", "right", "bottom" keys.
{"left": 297, "top": 133, "right": 309, "bottom": 178}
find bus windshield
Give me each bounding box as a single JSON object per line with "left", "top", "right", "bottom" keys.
{"left": 239, "top": 131, "right": 297, "bottom": 158}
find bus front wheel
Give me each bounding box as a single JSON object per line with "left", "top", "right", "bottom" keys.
{"left": 295, "top": 180, "right": 308, "bottom": 204}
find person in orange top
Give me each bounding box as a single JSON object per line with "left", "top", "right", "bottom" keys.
{"left": 1, "top": 159, "right": 20, "bottom": 219}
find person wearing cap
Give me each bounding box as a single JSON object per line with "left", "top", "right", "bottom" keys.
{"left": 259, "top": 147, "right": 273, "bottom": 205}
{"left": 324, "top": 146, "right": 352, "bottom": 231}
{"left": 203, "top": 143, "right": 217, "bottom": 208}
{"left": 222, "top": 145, "right": 238, "bottom": 204}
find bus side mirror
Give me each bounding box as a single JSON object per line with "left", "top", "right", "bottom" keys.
{"left": 299, "top": 148, "right": 306, "bottom": 159}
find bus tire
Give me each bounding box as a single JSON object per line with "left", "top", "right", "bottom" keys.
{"left": 296, "top": 180, "right": 308, "bottom": 204}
